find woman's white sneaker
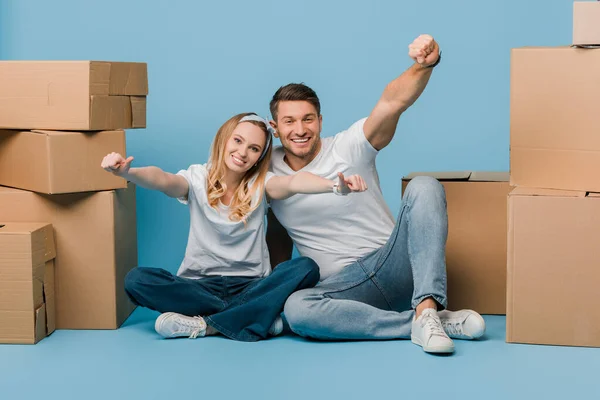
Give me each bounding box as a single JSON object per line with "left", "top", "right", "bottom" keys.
{"left": 437, "top": 309, "right": 486, "bottom": 340}
{"left": 411, "top": 308, "right": 455, "bottom": 354}
{"left": 154, "top": 312, "right": 207, "bottom": 339}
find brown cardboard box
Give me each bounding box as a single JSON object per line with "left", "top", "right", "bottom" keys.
{"left": 573, "top": 1, "right": 600, "bottom": 46}
{"left": 402, "top": 172, "right": 511, "bottom": 314}
{"left": 0, "top": 61, "right": 147, "bottom": 131}
{"left": 0, "top": 223, "right": 56, "bottom": 344}
{"left": 510, "top": 47, "right": 600, "bottom": 192}
{"left": 0, "top": 184, "right": 138, "bottom": 329}
{"left": 0, "top": 129, "right": 127, "bottom": 194}
{"left": 507, "top": 187, "right": 600, "bottom": 347}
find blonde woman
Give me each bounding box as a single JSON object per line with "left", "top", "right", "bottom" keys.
{"left": 101, "top": 113, "right": 367, "bottom": 342}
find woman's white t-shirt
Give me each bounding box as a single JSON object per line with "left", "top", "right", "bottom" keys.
{"left": 175, "top": 164, "right": 274, "bottom": 279}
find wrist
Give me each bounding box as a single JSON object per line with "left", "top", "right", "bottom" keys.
{"left": 424, "top": 51, "right": 442, "bottom": 69}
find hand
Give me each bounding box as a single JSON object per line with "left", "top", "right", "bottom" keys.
{"left": 101, "top": 152, "right": 134, "bottom": 177}
{"left": 408, "top": 34, "right": 439, "bottom": 67}
{"left": 336, "top": 172, "right": 368, "bottom": 195}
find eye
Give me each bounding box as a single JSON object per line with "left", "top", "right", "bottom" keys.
{"left": 251, "top": 147, "right": 260, "bottom": 153}
{"left": 285, "top": 120, "right": 293, "bottom": 125}
{"left": 304, "top": 117, "right": 313, "bottom": 122}
{"left": 234, "top": 138, "right": 241, "bottom": 143}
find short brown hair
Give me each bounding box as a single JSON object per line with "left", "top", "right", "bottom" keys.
{"left": 270, "top": 83, "right": 321, "bottom": 121}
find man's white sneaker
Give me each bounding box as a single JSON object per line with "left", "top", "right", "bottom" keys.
{"left": 411, "top": 308, "right": 455, "bottom": 354}
{"left": 155, "top": 312, "right": 207, "bottom": 339}
{"left": 438, "top": 309, "right": 486, "bottom": 340}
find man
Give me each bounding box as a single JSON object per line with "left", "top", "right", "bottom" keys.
{"left": 267, "top": 34, "right": 485, "bottom": 354}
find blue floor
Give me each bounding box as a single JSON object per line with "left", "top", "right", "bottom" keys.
{"left": 1, "top": 308, "right": 598, "bottom": 400}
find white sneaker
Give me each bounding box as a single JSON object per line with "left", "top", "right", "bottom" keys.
{"left": 154, "top": 312, "right": 207, "bottom": 339}
{"left": 438, "top": 309, "right": 486, "bottom": 340}
{"left": 268, "top": 316, "right": 284, "bottom": 336}
{"left": 411, "top": 308, "right": 455, "bottom": 354}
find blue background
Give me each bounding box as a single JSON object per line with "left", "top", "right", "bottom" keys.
{"left": 0, "top": 0, "right": 574, "bottom": 272}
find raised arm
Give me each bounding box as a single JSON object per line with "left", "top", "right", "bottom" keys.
{"left": 101, "top": 152, "right": 189, "bottom": 199}
{"left": 266, "top": 172, "right": 367, "bottom": 200}
{"left": 363, "top": 34, "right": 440, "bottom": 151}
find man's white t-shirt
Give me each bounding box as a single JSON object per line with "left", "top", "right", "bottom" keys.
{"left": 176, "top": 164, "right": 274, "bottom": 279}
{"left": 269, "top": 118, "right": 395, "bottom": 281}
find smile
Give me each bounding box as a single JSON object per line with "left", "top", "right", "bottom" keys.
{"left": 231, "top": 155, "right": 246, "bottom": 166}
{"left": 292, "top": 138, "right": 309, "bottom": 143}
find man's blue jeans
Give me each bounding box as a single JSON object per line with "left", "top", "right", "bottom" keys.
{"left": 283, "top": 176, "right": 448, "bottom": 340}
{"left": 125, "top": 257, "right": 319, "bottom": 342}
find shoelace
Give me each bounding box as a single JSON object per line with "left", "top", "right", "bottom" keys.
{"left": 175, "top": 316, "right": 205, "bottom": 339}
{"left": 423, "top": 315, "right": 447, "bottom": 337}
{"left": 442, "top": 321, "right": 463, "bottom": 337}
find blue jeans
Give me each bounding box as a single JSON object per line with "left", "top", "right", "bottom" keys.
{"left": 124, "top": 257, "right": 319, "bottom": 342}
{"left": 283, "top": 176, "right": 448, "bottom": 340}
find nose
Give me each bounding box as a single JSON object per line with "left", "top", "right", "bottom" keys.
{"left": 238, "top": 146, "right": 248, "bottom": 158}
{"left": 294, "top": 120, "right": 306, "bottom": 136}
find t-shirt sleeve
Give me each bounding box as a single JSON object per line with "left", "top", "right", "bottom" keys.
{"left": 176, "top": 165, "right": 201, "bottom": 205}
{"left": 331, "top": 117, "right": 378, "bottom": 166}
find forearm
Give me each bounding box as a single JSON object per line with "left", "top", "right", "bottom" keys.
{"left": 288, "top": 172, "right": 334, "bottom": 195}
{"left": 267, "top": 173, "right": 334, "bottom": 200}
{"left": 123, "top": 167, "right": 181, "bottom": 196}
{"left": 382, "top": 63, "right": 433, "bottom": 115}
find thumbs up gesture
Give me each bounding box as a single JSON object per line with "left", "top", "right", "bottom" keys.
{"left": 101, "top": 152, "right": 134, "bottom": 177}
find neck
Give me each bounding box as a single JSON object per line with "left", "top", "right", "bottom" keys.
{"left": 283, "top": 139, "right": 322, "bottom": 171}
{"left": 222, "top": 170, "right": 244, "bottom": 194}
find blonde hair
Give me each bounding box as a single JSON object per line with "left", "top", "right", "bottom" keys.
{"left": 206, "top": 112, "right": 273, "bottom": 223}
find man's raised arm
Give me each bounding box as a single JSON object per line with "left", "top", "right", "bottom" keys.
{"left": 364, "top": 34, "right": 441, "bottom": 151}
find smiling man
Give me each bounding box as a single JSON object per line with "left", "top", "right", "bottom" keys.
{"left": 266, "top": 34, "right": 486, "bottom": 354}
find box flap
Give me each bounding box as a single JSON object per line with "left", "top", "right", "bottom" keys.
{"left": 469, "top": 171, "right": 510, "bottom": 182}
{"left": 509, "top": 187, "right": 587, "bottom": 197}
{"left": 130, "top": 96, "right": 147, "bottom": 128}
{"left": 402, "top": 171, "right": 471, "bottom": 181}
{"left": 34, "top": 303, "right": 47, "bottom": 344}
{"left": 90, "top": 62, "right": 148, "bottom": 96}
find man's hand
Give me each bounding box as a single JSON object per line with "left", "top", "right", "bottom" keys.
{"left": 336, "top": 172, "right": 368, "bottom": 195}
{"left": 101, "top": 152, "right": 134, "bottom": 177}
{"left": 408, "top": 34, "right": 440, "bottom": 67}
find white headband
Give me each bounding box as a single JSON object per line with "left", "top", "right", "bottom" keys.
{"left": 239, "top": 114, "right": 274, "bottom": 162}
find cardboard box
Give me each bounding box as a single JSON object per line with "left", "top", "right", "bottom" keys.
{"left": 0, "top": 184, "right": 138, "bottom": 329}
{"left": 402, "top": 172, "right": 511, "bottom": 314}
{"left": 0, "top": 61, "right": 147, "bottom": 131}
{"left": 0, "top": 129, "right": 127, "bottom": 194}
{"left": 510, "top": 47, "right": 600, "bottom": 192}
{"left": 0, "top": 223, "right": 56, "bottom": 344}
{"left": 573, "top": 1, "right": 600, "bottom": 46}
{"left": 507, "top": 187, "right": 600, "bottom": 347}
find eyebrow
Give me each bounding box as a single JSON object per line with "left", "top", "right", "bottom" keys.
{"left": 281, "top": 113, "right": 318, "bottom": 120}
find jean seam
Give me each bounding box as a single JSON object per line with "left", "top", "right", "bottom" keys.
{"left": 320, "top": 263, "right": 372, "bottom": 297}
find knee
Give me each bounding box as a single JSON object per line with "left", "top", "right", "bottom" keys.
{"left": 297, "top": 257, "right": 320, "bottom": 286}
{"left": 403, "top": 176, "right": 445, "bottom": 203}
{"left": 124, "top": 267, "right": 144, "bottom": 294}
{"left": 283, "top": 290, "right": 314, "bottom": 333}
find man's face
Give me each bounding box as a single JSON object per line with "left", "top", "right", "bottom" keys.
{"left": 272, "top": 101, "right": 322, "bottom": 165}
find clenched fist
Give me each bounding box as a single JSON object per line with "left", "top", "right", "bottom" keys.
{"left": 101, "top": 152, "right": 134, "bottom": 177}
{"left": 408, "top": 34, "right": 440, "bottom": 67}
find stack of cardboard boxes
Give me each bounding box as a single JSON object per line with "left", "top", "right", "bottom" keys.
{"left": 0, "top": 61, "right": 147, "bottom": 344}
{"left": 402, "top": 1, "right": 600, "bottom": 348}
{"left": 506, "top": 1, "right": 600, "bottom": 348}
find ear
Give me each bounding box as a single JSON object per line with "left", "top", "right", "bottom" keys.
{"left": 270, "top": 120, "right": 280, "bottom": 138}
